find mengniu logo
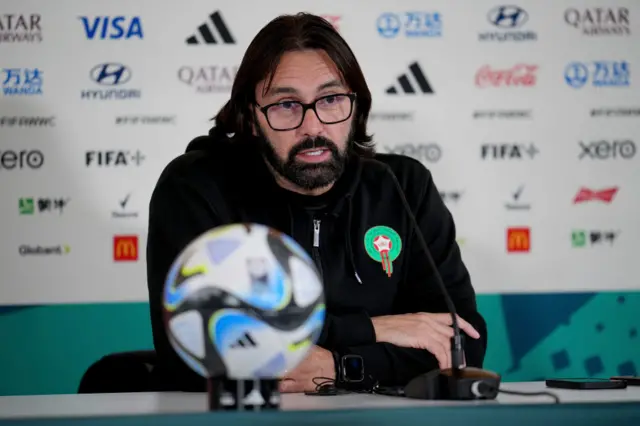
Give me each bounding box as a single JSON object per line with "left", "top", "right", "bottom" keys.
{"left": 81, "top": 63, "right": 141, "bottom": 100}
{"left": 573, "top": 187, "right": 618, "bottom": 204}
{"left": 480, "top": 5, "right": 536, "bottom": 42}
{"left": 565, "top": 61, "right": 629, "bottom": 88}
{"left": 572, "top": 229, "right": 618, "bottom": 247}
{"left": 186, "top": 11, "right": 235, "bottom": 45}
{"left": 19, "top": 197, "right": 69, "bottom": 214}
{"left": 114, "top": 235, "right": 138, "bottom": 261}
{"left": 19, "top": 244, "right": 70, "bottom": 256}
{"left": 0, "top": 13, "right": 42, "bottom": 43}
{"left": 0, "top": 149, "right": 44, "bottom": 170}
{"left": 1, "top": 68, "right": 42, "bottom": 96}
{"left": 475, "top": 64, "right": 537, "bottom": 88}
{"left": 386, "top": 62, "right": 433, "bottom": 94}
{"left": 364, "top": 226, "right": 402, "bottom": 278}
{"left": 376, "top": 12, "right": 442, "bottom": 38}
{"left": 79, "top": 16, "right": 143, "bottom": 40}
{"left": 507, "top": 227, "right": 530, "bottom": 253}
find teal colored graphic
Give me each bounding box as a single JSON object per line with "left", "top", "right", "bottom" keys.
{"left": 0, "top": 291, "right": 638, "bottom": 396}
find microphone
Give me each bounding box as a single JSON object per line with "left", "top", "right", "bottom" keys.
{"left": 372, "top": 159, "right": 501, "bottom": 400}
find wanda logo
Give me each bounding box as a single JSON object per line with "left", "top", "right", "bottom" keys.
{"left": 475, "top": 64, "right": 538, "bottom": 87}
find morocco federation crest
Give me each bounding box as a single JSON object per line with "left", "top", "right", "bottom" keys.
{"left": 364, "top": 226, "right": 402, "bottom": 277}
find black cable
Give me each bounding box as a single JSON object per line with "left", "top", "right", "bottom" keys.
{"left": 478, "top": 382, "right": 561, "bottom": 404}
{"left": 312, "top": 376, "right": 335, "bottom": 390}
{"left": 496, "top": 387, "right": 561, "bottom": 404}
{"left": 310, "top": 376, "right": 377, "bottom": 394}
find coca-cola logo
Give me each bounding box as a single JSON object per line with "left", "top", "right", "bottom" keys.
{"left": 475, "top": 64, "right": 538, "bottom": 88}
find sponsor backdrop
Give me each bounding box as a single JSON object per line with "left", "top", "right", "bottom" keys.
{"left": 0, "top": 0, "right": 639, "bottom": 395}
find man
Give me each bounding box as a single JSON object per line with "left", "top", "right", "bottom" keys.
{"left": 146, "top": 12, "right": 486, "bottom": 393}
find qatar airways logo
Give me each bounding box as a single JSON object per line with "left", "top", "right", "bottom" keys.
{"left": 475, "top": 64, "right": 538, "bottom": 88}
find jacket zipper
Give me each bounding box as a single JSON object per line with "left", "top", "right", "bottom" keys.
{"left": 312, "top": 218, "right": 324, "bottom": 281}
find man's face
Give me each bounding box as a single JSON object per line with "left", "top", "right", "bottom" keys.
{"left": 253, "top": 49, "right": 354, "bottom": 191}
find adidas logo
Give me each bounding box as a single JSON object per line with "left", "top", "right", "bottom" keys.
{"left": 230, "top": 332, "right": 257, "bottom": 348}
{"left": 186, "top": 11, "right": 235, "bottom": 45}
{"left": 386, "top": 62, "right": 434, "bottom": 94}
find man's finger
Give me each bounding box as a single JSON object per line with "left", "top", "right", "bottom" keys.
{"left": 431, "top": 314, "right": 480, "bottom": 339}
{"left": 456, "top": 316, "right": 480, "bottom": 339}
{"left": 421, "top": 328, "right": 450, "bottom": 370}
{"left": 279, "top": 378, "right": 296, "bottom": 393}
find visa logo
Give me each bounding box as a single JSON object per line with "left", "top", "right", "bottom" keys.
{"left": 79, "top": 16, "right": 143, "bottom": 40}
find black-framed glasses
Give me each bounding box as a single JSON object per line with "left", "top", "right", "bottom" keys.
{"left": 256, "top": 93, "right": 356, "bottom": 131}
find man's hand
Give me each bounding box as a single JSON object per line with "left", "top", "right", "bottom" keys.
{"left": 279, "top": 346, "right": 336, "bottom": 393}
{"left": 371, "top": 313, "right": 480, "bottom": 369}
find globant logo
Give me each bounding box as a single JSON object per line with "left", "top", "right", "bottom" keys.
{"left": 19, "top": 244, "right": 71, "bottom": 256}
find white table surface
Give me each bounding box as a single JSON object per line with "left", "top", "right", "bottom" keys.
{"left": 0, "top": 382, "right": 638, "bottom": 419}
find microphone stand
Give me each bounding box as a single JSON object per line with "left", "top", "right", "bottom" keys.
{"left": 381, "top": 162, "right": 501, "bottom": 400}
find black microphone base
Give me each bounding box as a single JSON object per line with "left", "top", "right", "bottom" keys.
{"left": 207, "top": 377, "right": 281, "bottom": 411}
{"left": 404, "top": 367, "right": 501, "bottom": 400}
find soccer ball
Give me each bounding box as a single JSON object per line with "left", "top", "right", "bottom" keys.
{"left": 162, "top": 223, "right": 326, "bottom": 380}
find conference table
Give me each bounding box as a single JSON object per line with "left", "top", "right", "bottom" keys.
{"left": 0, "top": 382, "right": 639, "bottom": 426}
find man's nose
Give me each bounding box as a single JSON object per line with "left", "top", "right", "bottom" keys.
{"left": 298, "top": 108, "right": 323, "bottom": 136}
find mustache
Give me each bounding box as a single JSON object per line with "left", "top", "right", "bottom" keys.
{"left": 288, "top": 137, "right": 339, "bottom": 160}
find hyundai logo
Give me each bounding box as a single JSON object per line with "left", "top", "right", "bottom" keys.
{"left": 487, "top": 5, "right": 528, "bottom": 29}
{"left": 90, "top": 63, "right": 132, "bottom": 86}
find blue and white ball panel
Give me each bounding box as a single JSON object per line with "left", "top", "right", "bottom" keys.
{"left": 168, "top": 310, "right": 205, "bottom": 358}
{"left": 168, "top": 334, "right": 208, "bottom": 378}
{"left": 289, "top": 255, "right": 323, "bottom": 308}
{"left": 186, "top": 225, "right": 292, "bottom": 311}
{"left": 280, "top": 232, "right": 315, "bottom": 265}
{"left": 164, "top": 268, "right": 219, "bottom": 310}
{"left": 209, "top": 307, "right": 325, "bottom": 379}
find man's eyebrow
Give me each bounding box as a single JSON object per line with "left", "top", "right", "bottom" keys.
{"left": 267, "top": 79, "right": 345, "bottom": 96}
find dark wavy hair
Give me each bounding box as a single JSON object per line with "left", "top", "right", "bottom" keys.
{"left": 212, "top": 12, "right": 375, "bottom": 157}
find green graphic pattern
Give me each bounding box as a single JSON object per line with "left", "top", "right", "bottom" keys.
{"left": 0, "top": 291, "right": 638, "bottom": 396}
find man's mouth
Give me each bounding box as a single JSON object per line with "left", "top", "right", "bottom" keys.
{"left": 299, "top": 149, "right": 326, "bottom": 156}
{"left": 296, "top": 148, "right": 331, "bottom": 162}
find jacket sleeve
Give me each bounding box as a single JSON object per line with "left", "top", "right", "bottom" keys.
{"left": 146, "top": 173, "right": 220, "bottom": 391}
{"left": 337, "top": 166, "right": 487, "bottom": 387}
{"left": 316, "top": 310, "right": 376, "bottom": 348}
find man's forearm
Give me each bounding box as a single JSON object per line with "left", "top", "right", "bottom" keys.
{"left": 337, "top": 309, "right": 488, "bottom": 387}
{"left": 316, "top": 311, "right": 377, "bottom": 349}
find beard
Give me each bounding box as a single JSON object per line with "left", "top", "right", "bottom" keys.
{"left": 256, "top": 127, "right": 349, "bottom": 191}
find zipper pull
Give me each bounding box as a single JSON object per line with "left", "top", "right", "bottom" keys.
{"left": 313, "top": 219, "right": 321, "bottom": 247}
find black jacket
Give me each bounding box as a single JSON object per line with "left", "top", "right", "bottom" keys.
{"left": 146, "top": 129, "right": 487, "bottom": 391}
